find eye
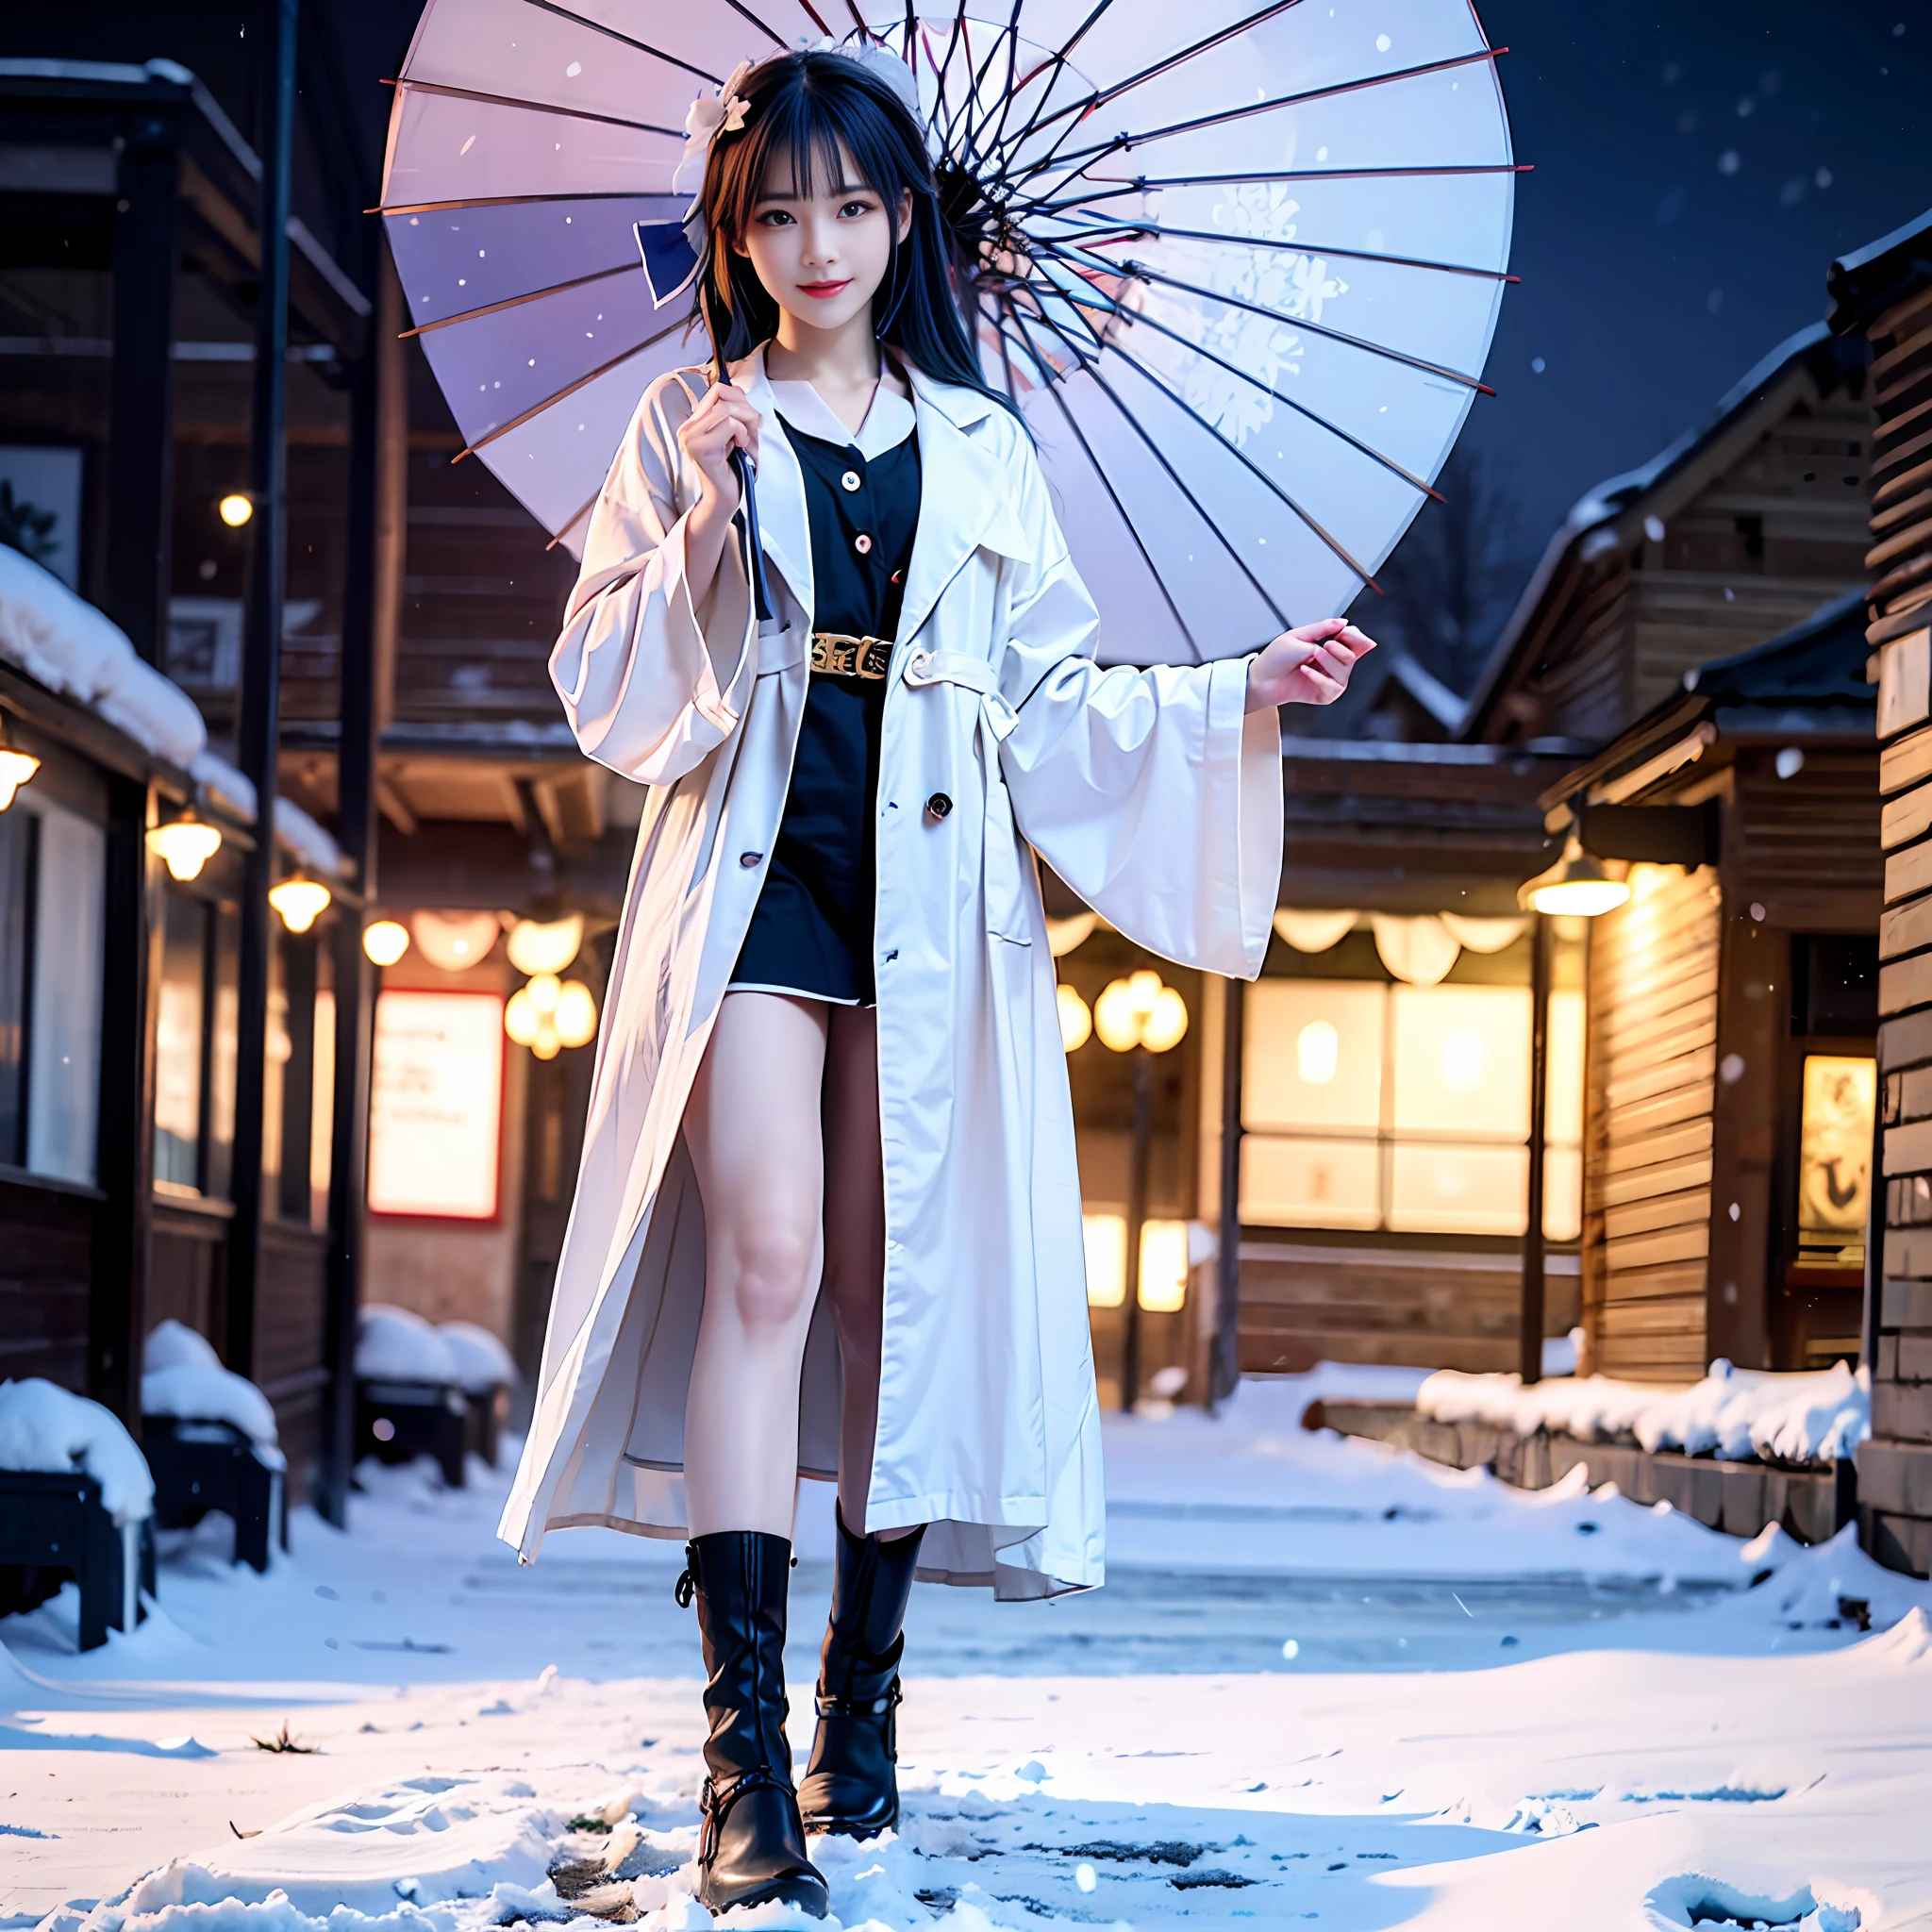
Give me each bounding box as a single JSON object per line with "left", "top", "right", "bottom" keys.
{"left": 756, "top": 209, "right": 795, "bottom": 228}
{"left": 839, "top": 198, "right": 875, "bottom": 219}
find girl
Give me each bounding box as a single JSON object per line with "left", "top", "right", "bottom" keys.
{"left": 504, "top": 45, "right": 1372, "bottom": 1919}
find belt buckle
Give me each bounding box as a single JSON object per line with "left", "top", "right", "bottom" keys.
{"left": 810, "top": 632, "right": 890, "bottom": 680}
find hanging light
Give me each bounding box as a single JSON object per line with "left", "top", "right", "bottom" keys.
{"left": 0, "top": 716, "right": 40, "bottom": 811}
{"left": 1057, "top": 983, "right": 1093, "bottom": 1052}
{"left": 1094, "top": 968, "right": 1189, "bottom": 1056}
{"left": 507, "top": 912, "right": 584, "bottom": 976}
{"left": 269, "top": 874, "right": 332, "bottom": 934}
{"left": 1519, "top": 835, "right": 1631, "bottom": 917}
{"left": 147, "top": 809, "right": 223, "bottom": 882}
{"left": 363, "top": 919, "right": 410, "bottom": 966}
{"left": 506, "top": 971, "right": 597, "bottom": 1058}
{"left": 410, "top": 908, "right": 501, "bottom": 972}
{"left": 217, "top": 492, "right": 253, "bottom": 527}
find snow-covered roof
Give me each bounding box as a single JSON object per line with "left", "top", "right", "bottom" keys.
{"left": 0, "top": 546, "right": 341, "bottom": 874}
{"left": 1459, "top": 323, "right": 1874, "bottom": 741}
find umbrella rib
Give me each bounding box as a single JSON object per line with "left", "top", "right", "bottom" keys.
{"left": 1062, "top": 219, "right": 1518, "bottom": 283}
{"left": 511, "top": 0, "right": 723, "bottom": 83}
{"left": 977, "top": 1, "right": 1034, "bottom": 158}
{"left": 989, "top": 0, "right": 1119, "bottom": 161}
{"left": 1012, "top": 298, "right": 1291, "bottom": 625}
{"left": 452, "top": 311, "right": 693, "bottom": 462}
{"left": 1049, "top": 237, "right": 1493, "bottom": 391}
{"left": 1020, "top": 45, "right": 1507, "bottom": 183}
{"left": 993, "top": 0, "right": 1307, "bottom": 163}
{"left": 378, "top": 191, "right": 682, "bottom": 214}
{"left": 1026, "top": 275, "right": 1381, "bottom": 589}
{"left": 401, "top": 260, "right": 642, "bottom": 338}
{"left": 543, "top": 485, "right": 606, "bottom": 550}
{"left": 392, "top": 76, "right": 684, "bottom": 141}
{"left": 717, "top": 0, "right": 792, "bottom": 47}
{"left": 1016, "top": 163, "right": 1530, "bottom": 222}
{"left": 993, "top": 300, "right": 1205, "bottom": 662}
{"left": 1048, "top": 274, "right": 1441, "bottom": 500}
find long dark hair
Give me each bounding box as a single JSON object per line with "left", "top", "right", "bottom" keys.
{"left": 693, "top": 49, "right": 1015, "bottom": 419}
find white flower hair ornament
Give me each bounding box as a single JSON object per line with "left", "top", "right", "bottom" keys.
{"left": 671, "top": 59, "right": 754, "bottom": 198}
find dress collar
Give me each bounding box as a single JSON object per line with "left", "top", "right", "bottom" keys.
{"left": 764, "top": 372, "right": 916, "bottom": 459}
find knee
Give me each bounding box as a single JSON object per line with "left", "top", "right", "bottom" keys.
{"left": 724, "top": 1201, "right": 819, "bottom": 1339}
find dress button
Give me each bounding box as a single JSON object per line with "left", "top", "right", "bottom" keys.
{"left": 925, "top": 792, "right": 953, "bottom": 820}
{"left": 854, "top": 533, "right": 874, "bottom": 556}
{"left": 841, "top": 470, "right": 862, "bottom": 492}
{"left": 739, "top": 851, "right": 762, "bottom": 868}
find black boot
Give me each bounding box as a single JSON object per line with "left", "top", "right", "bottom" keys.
{"left": 799, "top": 1507, "right": 926, "bottom": 1840}
{"left": 676, "top": 1531, "right": 827, "bottom": 1918}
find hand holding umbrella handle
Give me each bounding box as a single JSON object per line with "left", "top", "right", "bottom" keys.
{"left": 729, "top": 444, "right": 773, "bottom": 625}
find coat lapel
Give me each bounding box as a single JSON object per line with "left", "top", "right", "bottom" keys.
{"left": 893, "top": 370, "right": 1034, "bottom": 661}
{"left": 731, "top": 348, "right": 813, "bottom": 624}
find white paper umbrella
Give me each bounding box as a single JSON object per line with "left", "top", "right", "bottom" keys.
{"left": 380, "top": 0, "right": 1516, "bottom": 663}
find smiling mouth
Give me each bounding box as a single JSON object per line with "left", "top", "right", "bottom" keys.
{"left": 797, "top": 279, "right": 852, "bottom": 297}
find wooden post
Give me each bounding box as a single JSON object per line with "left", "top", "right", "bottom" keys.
{"left": 89, "top": 781, "right": 160, "bottom": 1425}
{"left": 1209, "top": 974, "right": 1244, "bottom": 1409}
{"left": 1520, "top": 911, "right": 1552, "bottom": 1383}
{"left": 225, "top": 0, "right": 299, "bottom": 1379}
{"left": 105, "top": 135, "right": 178, "bottom": 665}
{"left": 1121, "top": 1044, "right": 1153, "bottom": 1411}
{"left": 317, "top": 236, "right": 395, "bottom": 1528}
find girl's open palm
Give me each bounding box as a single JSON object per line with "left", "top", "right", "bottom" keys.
{"left": 1245, "top": 617, "right": 1376, "bottom": 711}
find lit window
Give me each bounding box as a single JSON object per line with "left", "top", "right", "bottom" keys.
{"left": 1083, "top": 1211, "right": 1125, "bottom": 1307}
{"left": 369, "top": 991, "right": 505, "bottom": 1219}
{"left": 1245, "top": 980, "right": 1381, "bottom": 1130}
{"left": 1139, "top": 1220, "right": 1190, "bottom": 1311}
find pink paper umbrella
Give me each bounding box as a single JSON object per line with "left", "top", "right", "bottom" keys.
{"left": 380, "top": 0, "right": 1518, "bottom": 665}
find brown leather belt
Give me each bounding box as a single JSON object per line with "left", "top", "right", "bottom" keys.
{"left": 809, "top": 631, "right": 893, "bottom": 679}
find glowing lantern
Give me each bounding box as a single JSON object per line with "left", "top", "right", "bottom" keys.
{"left": 507, "top": 913, "right": 584, "bottom": 975}
{"left": 363, "top": 919, "right": 410, "bottom": 966}
{"left": 1057, "top": 983, "right": 1092, "bottom": 1052}
{"left": 147, "top": 812, "right": 223, "bottom": 882}
{"left": 410, "top": 908, "right": 500, "bottom": 972}
{"left": 218, "top": 492, "right": 253, "bottom": 527}
{"left": 269, "top": 874, "right": 332, "bottom": 934}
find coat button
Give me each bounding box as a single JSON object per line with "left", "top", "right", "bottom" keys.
{"left": 925, "top": 792, "right": 953, "bottom": 820}
{"left": 841, "top": 469, "right": 862, "bottom": 492}
{"left": 739, "top": 851, "right": 762, "bottom": 868}
{"left": 854, "top": 533, "right": 874, "bottom": 556}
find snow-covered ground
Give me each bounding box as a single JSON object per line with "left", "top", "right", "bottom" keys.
{"left": 4, "top": 1371, "right": 1929, "bottom": 1932}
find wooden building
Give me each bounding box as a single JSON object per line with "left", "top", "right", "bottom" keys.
{"left": 1826, "top": 207, "right": 1932, "bottom": 1579}
{"left": 1461, "top": 324, "right": 1873, "bottom": 749}
{"left": 1535, "top": 591, "right": 1878, "bottom": 1384}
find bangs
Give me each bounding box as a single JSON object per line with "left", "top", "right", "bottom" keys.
{"left": 750, "top": 97, "right": 874, "bottom": 205}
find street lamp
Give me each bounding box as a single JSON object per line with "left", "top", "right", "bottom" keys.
{"left": 1518, "top": 834, "right": 1630, "bottom": 917}
{"left": 1093, "top": 968, "right": 1189, "bottom": 1410}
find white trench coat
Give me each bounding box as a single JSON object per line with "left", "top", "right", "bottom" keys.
{"left": 500, "top": 348, "right": 1284, "bottom": 1598}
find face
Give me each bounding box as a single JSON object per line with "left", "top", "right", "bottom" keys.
{"left": 737, "top": 139, "right": 914, "bottom": 336}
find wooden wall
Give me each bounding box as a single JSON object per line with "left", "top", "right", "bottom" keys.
{"left": 0, "top": 1175, "right": 96, "bottom": 1395}
{"left": 1581, "top": 864, "right": 1723, "bottom": 1381}
{"left": 1238, "top": 1241, "right": 1580, "bottom": 1375}
{"left": 1865, "top": 271, "right": 1932, "bottom": 1578}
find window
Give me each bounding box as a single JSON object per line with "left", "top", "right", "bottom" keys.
{"left": 368, "top": 991, "right": 505, "bottom": 1220}
{"left": 0, "top": 795, "right": 103, "bottom": 1183}
{"left": 153, "top": 885, "right": 239, "bottom": 1198}
{"left": 1241, "top": 974, "right": 1586, "bottom": 1239}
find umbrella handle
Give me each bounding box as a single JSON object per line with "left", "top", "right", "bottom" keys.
{"left": 730, "top": 445, "right": 773, "bottom": 625}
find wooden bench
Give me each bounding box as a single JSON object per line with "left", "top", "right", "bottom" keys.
{"left": 142, "top": 1415, "right": 282, "bottom": 1572}
{"left": 0, "top": 1470, "right": 150, "bottom": 1651}
{"left": 356, "top": 1378, "right": 468, "bottom": 1489}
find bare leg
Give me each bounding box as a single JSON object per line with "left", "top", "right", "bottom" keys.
{"left": 683, "top": 991, "right": 828, "bottom": 1538}
{"left": 820, "top": 1005, "right": 918, "bottom": 1540}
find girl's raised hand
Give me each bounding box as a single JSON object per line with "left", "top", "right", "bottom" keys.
{"left": 677, "top": 381, "right": 763, "bottom": 506}
{"left": 1244, "top": 617, "right": 1376, "bottom": 712}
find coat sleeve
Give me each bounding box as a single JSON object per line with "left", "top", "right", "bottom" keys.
{"left": 549, "top": 373, "right": 756, "bottom": 787}
{"left": 993, "top": 435, "right": 1284, "bottom": 981}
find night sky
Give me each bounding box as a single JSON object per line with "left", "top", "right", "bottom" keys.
{"left": 1468, "top": 0, "right": 1930, "bottom": 542}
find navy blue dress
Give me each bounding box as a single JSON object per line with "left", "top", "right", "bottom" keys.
{"left": 728, "top": 414, "right": 922, "bottom": 1008}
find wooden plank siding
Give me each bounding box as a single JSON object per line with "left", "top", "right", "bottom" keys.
{"left": 1582, "top": 865, "right": 1724, "bottom": 1380}
{"left": 1865, "top": 268, "right": 1932, "bottom": 1576}
{"left": 0, "top": 1175, "right": 97, "bottom": 1394}
{"left": 1237, "top": 1241, "right": 1581, "bottom": 1375}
